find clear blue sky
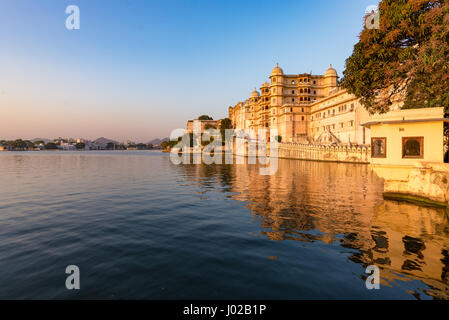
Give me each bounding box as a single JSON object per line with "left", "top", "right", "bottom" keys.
{"left": 0, "top": 0, "right": 378, "bottom": 142}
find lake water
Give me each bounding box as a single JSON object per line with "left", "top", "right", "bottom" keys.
{"left": 0, "top": 151, "right": 448, "bottom": 299}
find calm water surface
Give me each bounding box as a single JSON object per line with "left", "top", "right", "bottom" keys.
{"left": 0, "top": 151, "right": 448, "bottom": 299}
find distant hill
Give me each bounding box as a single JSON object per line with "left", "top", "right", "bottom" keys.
{"left": 30, "top": 138, "right": 52, "bottom": 143}
{"left": 93, "top": 137, "right": 120, "bottom": 145}
{"left": 148, "top": 138, "right": 169, "bottom": 145}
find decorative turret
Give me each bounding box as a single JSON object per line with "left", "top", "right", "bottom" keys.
{"left": 324, "top": 64, "right": 338, "bottom": 78}
{"left": 251, "top": 88, "right": 260, "bottom": 98}
{"left": 271, "top": 63, "right": 284, "bottom": 76}
{"left": 324, "top": 64, "right": 338, "bottom": 91}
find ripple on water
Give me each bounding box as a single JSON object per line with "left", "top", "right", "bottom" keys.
{"left": 0, "top": 151, "right": 448, "bottom": 299}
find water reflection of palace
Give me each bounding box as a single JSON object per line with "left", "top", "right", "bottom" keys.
{"left": 362, "top": 202, "right": 449, "bottom": 299}
{"left": 172, "top": 157, "right": 449, "bottom": 299}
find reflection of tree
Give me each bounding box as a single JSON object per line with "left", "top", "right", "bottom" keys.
{"left": 350, "top": 201, "right": 449, "bottom": 299}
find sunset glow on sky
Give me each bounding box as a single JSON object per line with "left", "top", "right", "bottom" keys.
{"left": 0, "top": 0, "right": 377, "bottom": 142}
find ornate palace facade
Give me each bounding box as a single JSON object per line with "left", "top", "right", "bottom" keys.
{"left": 228, "top": 64, "right": 384, "bottom": 145}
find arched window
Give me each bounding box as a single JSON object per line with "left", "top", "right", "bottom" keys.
{"left": 402, "top": 137, "right": 423, "bottom": 158}
{"left": 300, "top": 89, "right": 303, "bottom": 93}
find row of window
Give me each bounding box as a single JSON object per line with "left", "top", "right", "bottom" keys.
{"left": 291, "top": 97, "right": 312, "bottom": 102}
{"left": 338, "top": 104, "right": 353, "bottom": 112}
{"left": 271, "top": 97, "right": 313, "bottom": 104}
{"left": 271, "top": 88, "right": 316, "bottom": 95}
{"left": 270, "top": 115, "right": 306, "bottom": 123}
{"left": 312, "top": 103, "right": 355, "bottom": 120}
{"left": 250, "top": 115, "right": 307, "bottom": 126}
{"left": 249, "top": 105, "right": 309, "bottom": 114}
{"left": 314, "top": 121, "right": 354, "bottom": 132}
{"left": 372, "top": 137, "right": 423, "bottom": 159}
{"left": 272, "top": 78, "right": 317, "bottom": 85}
{"left": 281, "top": 107, "right": 306, "bottom": 114}
{"left": 262, "top": 108, "right": 308, "bottom": 117}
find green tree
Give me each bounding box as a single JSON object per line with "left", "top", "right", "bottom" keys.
{"left": 218, "top": 118, "right": 233, "bottom": 146}
{"left": 219, "top": 118, "right": 232, "bottom": 130}
{"left": 24, "top": 140, "right": 34, "bottom": 149}
{"left": 161, "top": 141, "right": 169, "bottom": 150}
{"left": 198, "top": 115, "right": 213, "bottom": 120}
{"left": 204, "top": 123, "right": 217, "bottom": 130}
{"left": 75, "top": 142, "right": 85, "bottom": 150}
{"left": 162, "top": 134, "right": 194, "bottom": 150}
{"left": 342, "top": 0, "right": 449, "bottom": 113}
{"left": 45, "top": 142, "right": 58, "bottom": 150}
{"left": 161, "top": 140, "right": 177, "bottom": 150}
{"left": 13, "top": 139, "right": 27, "bottom": 149}
{"left": 136, "top": 143, "right": 147, "bottom": 150}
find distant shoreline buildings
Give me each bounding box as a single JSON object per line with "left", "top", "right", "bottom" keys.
{"left": 0, "top": 137, "right": 168, "bottom": 151}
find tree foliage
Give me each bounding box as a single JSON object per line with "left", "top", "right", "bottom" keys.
{"left": 219, "top": 118, "right": 233, "bottom": 130}
{"left": 204, "top": 123, "right": 217, "bottom": 130}
{"left": 161, "top": 133, "right": 193, "bottom": 150}
{"left": 75, "top": 142, "right": 85, "bottom": 150}
{"left": 2, "top": 139, "right": 34, "bottom": 149}
{"left": 45, "top": 142, "right": 58, "bottom": 150}
{"left": 342, "top": 0, "right": 449, "bottom": 113}
{"left": 198, "top": 115, "right": 213, "bottom": 120}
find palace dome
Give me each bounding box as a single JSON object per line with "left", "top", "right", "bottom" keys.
{"left": 251, "top": 89, "right": 260, "bottom": 98}
{"left": 271, "top": 63, "right": 284, "bottom": 76}
{"left": 325, "top": 64, "right": 338, "bottom": 77}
